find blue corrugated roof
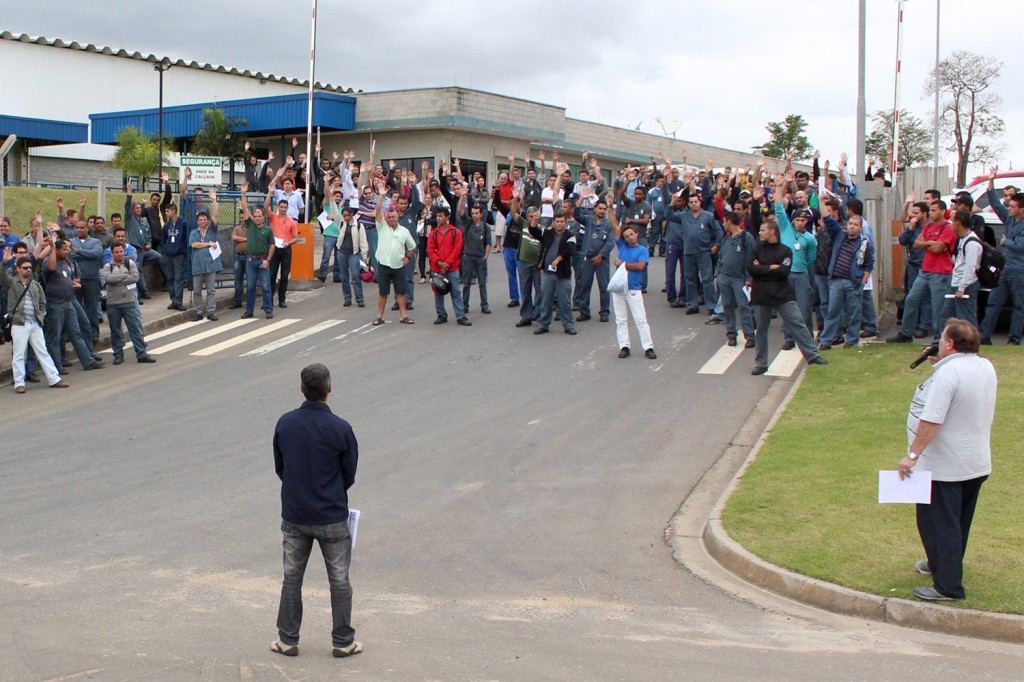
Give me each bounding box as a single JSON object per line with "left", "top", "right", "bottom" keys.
{"left": 89, "top": 92, "right": 356, "bottom": 144}
{"left": 0, "top": 114, "right": 88, "bottom": 144}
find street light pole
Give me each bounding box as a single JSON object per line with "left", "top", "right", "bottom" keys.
{"left": 154, "top": 60, "right": 172, "bottom": 190}
{"left": 933, "top": 0, "right": 941, "bottom": 188}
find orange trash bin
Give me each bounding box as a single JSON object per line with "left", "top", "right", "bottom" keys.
{"left": 290, "top": 223, "right": 316, "bottom": 282}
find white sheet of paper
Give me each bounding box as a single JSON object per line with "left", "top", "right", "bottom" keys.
{"left": 274, "top": 237, "right": 286, "bottom": 248}
{"left": 318, "top": 211, "right": 332, "bottom": 230}
{"left": 209, "top": 243, "right": 222, "bottom": 260}
{"left": 878, "top": 470, "right": 932, "bottom": 504}
{"left": 944, "top": 294, "right": 969, "bottom": 299}
{"left": 863, "top": 274, "right": 873, "bottom": 291}
{"left": 743, "top": 285, "right": 751, "bottom": 302}
{"left": 348, "top": 508, "right": 360, "bottom": 549}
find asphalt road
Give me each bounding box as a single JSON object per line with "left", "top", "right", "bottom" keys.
{"left": 2, "top": 260, "right": 1022, "bottom": 681}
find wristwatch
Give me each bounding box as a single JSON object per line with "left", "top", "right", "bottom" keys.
{"left": 908, "top": 451, "right": 920, "bottom": 461}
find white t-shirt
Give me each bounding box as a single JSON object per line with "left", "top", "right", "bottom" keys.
{"left": 906, "top": 353, "right": 997, "bottom": 481}
{"left": 541, "top": 187, "right": 564, "bottom": 218}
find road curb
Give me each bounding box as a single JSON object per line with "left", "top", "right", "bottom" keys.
{"left": 689, "top": 370, "right": 1024, "bottom": 645}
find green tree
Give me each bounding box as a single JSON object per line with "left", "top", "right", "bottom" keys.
{"left": 191, "top": 107, "right": 249, "bottom": 161}
{"left": 109, "top": 126, "right": 175, "bottom": 182}
{"left": 925, "top": 50, "right": 1004, "bottom": 186}
{"left": 754, "top": 114, "right": 812, "bottom": 161}
{"left": 865, "top": 109, "right": 932, "bottom": 169}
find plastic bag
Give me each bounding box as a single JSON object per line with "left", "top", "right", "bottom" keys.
{"left": 607, "top": 263, "right": 628, "bottom": 294}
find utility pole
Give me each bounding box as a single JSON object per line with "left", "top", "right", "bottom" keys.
{"left": 155, "top": 59, "right": 172, "bottom": 190}
{"left": 856, "top": 0, "right": 867, "bottom": 183}
{"left": 933, "top": 0, "right": 941, "bottom": 188}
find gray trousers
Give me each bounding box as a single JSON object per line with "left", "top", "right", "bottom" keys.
{"left": 754, "top": 301, "right": 821, "bottom": 370}
{"left": 192, "top": 272, "right": 217, "bottom": 315}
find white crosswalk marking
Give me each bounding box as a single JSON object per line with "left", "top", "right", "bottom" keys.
{"left": 766, "top": 348, "right": 804, "bottom": 376}
{"left": 333, "top": 321, "right": 378, "bottom": 341}
{"left": 190, "top": 318, "right": 301, "bottom": 356}
{"left": 99, "top": 318, "right": 208, "bottom": 354}
{"left": 698, "top": 343, "right": 745, "bottom": 374}
{"left": 148, "top": 319, "right": 256, "bottom": 355}
{"left": 240, "top": 319, "right": 345, "bottom": 357}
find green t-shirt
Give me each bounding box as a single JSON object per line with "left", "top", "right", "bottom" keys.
{"left": 245, "top": 218, "right": 274, "bottom": 257}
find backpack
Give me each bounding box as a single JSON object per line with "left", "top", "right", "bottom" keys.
{"left": 965, "top": 234, "right": 1005, "bottom": 288}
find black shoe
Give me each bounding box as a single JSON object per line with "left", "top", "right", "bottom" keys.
{"left": 534, "top": 327, "right": 549, "bottom": 335}
{"left": 980, "top": 337, "right": 992, "bottom": 345}
{"left": 808, "top": 357, "right": 828, "bottom": 365}
{"left": 279, "top": 301, "right": 287, "bottom": 308}
{"left": 744, "top": 338, "right": 755, "bottom": 349}
{"left": 193, "top": 314, "right": 204, "bottom": 322}
{"left": 515, "top": 319, "right": 532, "bottom": 328}
{"left": 167, "top": 303, "right": 178, "bottom": 310}
{"left": 25, "top": 371, "right": 41, "bottom": 383}
{"left": 113, "top": 356, "right": 124, "bottom": 365}
{"left": 174, "top": 304, "right": 187, "bottom": 311}
{"left": 333, "top": 279, "right": 343, "bottom": 284}
{"left": 406, "top": 304, "right": 414, "bottom": 310}
{"left": 860, "top": 330, "right": 876, "bottom": 338}
{"left": 83, "top": 362, "right": 104, "bottom": 371}
{"left": 357, "top": 302, "right": 365, "bottom": 308}
{"left": 316, "top": 275, "right": 327, "bottom": 283}
{"left": 576, "top": 314, "right": 591, "bottom": 322}
{"left": 913, "top": 328, "right": 930, "bottom": 339}
{"left": 241, "top": 311, "right": 254, "bottom": 319}
{"left": 228, "top": 302, "right": 242, "bottom": 309}
{"left": 434, "top": 316, "right": 448, "bottom": 325}
{"left": 751, "top": 366, "right": 768, "bottom": 375}
{"left": 572, "top": 304, "right": 579, "bottom": 311}
{"left": 62, "top": 360, "right": 73, "bottom": 368}
{"left": 599, "top": 313, "right": 609, "bottom": 323}
{"left": 564, "top": 328, "right": 577, "bottom": 335}
{"left": 266, "top": 311, "right": 274, "bottom": 319}
{"left": 727, "top": 337, "right": 737, "bottom": 347}
{"left": 670, "top": 300, "right": 685, "bottom": 308}
{"left": 59, "top": 368, "right": 69, "bottom": 376}
{"left": 818, "top": 344, "right": 831, "bottom": 351}
{"left": 886, "top": 334, "right": 912, "bottom": 343}
{"left": 207, "top": 314, "right": 218, "bottom": 321}
{"left": 138, "top": 299, "right": 145, "bottom": 305}
{"left": 137, "top": 355, "right": 156, "bottom": 364}
{"left": 508, "top": 301, "right": 520, "bottom": 308}
{"left": 781, "top": 340, "right": 795, "bottom": 351}
{"left": 457, "top": 317, "right": 472, "bottom": 326}
{"left": 843, "top": 343, "right": 857, "bottom": 349}
{"left": 343, "top": 301, "right": 352, "bottom": 307}
{"left": 685, "top": 308, "right": 700, "bottom": 315}
{"left": 645, "top": 348, "right": 657, "bottom": 360}
{"left": 140, "top": 293, "right": 152, "bottom": 300}
{"left": 618, "top": 347, "right": 630, "bottom": 358}
{"left": 481, "top": 307, "right": 491, "bottom": 314}
{"left": 1010, "top": 339, "right": 1022, "bottom": 346}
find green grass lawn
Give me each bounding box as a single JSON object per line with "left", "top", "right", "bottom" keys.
{"left": 722, "top": 343, "right": 1024, "bottom": 614}
{"left": 1, "top": 186, "right": 130, "bottom": 233}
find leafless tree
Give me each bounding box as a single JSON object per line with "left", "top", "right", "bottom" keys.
{"left": 925, "top": 51, "right": 1005, "bottom": 187}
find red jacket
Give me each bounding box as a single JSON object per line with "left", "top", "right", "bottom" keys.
{"left": 428, "top": 224, "right": 463, "bottom": 273}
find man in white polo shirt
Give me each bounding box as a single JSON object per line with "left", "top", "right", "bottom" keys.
{"left": 898, "top": 319, "right": 997, "bottom": 601}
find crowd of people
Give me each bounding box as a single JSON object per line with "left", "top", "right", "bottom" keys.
{"left": 3, "top": 141, "right": 1022, "bottom": 390}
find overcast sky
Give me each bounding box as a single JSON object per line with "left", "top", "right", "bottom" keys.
{"left": 5, "top": 0, "right": 1020, "bottom": 179}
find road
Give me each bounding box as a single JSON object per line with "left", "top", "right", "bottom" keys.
{"left": 2, "top": 262, "right": 1022, "bottom": 681}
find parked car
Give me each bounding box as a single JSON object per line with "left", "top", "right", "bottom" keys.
{"left": 943, "top": 171, "right": 1024, "bottom": 242}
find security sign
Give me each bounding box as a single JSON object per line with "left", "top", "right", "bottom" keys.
{"left": 179, "top": 155, "right": 222, "bottom": 186}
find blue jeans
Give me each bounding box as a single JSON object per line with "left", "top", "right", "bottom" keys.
{"left": 575, "top": 255, "right": 610, "bottom": 317}
{"left": 338, "top": 253, "right": 364, "bottom": 304}
{"left": 503, "top": 247, "right": 520, "bottom": 303}
{"left": 784, "top": 272, "right": 813, "bottom": 342}
{"left": 44, "top": 299, "right": 95, "bottom": 369}
{"left": 276, "top": 520, "right": 355, "bottom": 649}
{"left": 901, "top": 271, "right": 951, "bottom": 342}
{"left": 245, "top": 257, "right": 273, "bottom": 314}
{"left": 160, "top": 253, "right": 187, "bottom": 306}
{"left": 684, "top": 251, "right": 716, "bottom": 310}
{"left": 233, "top": 254, "right": 247, "bottom": 304}
{"left": 649, "top": 217, "right": 665, "bottom": 255}
{"left": 979, "top": 268, "right": 1024, "bottom": 343}
{"left": 517, "top": 261, "right": 541, "bottom": 321}
{"left": 319, "top": 236, "right": 343, "bottom": 281}
{"left": 861, "top": 287, "right": 878, "bottom": 335}
{"left": 402, "top": 248, "right": 416, "bottom": 305}
{"left": 664, "top": 243, "right": 685, "bottom": 303}
{"left": 813, "top": 273, "right": 830, "bottom": 332}
{"left": 537, "top": 272, "right": 574, "bottom": 332}
{"left": 75, "top": 278, "right": 101, "bottom": 340}
{"left": 822, "top": 278, "right": 863, "bottom": 347}
{"left": 941, "top": 282, "right": 980, "bottom": 328}
{"left": 718, "top": 274, "right": 754, "bottom": 341}
{"left": 901, "top": 263, "right": 932, "bottom": 332}
{"left": 434, "top": 269, "right": 465, "bottom": 320}
{"left": 107, "top": 302, "right": 147, "bottom": 359}
{"left": 461, "top": 254, "right": 489, "bottom": 311}
{"left": 363, "top": 226, "right": 378, "bottom": 271}
{"left": 135, "top": 248, "right": 163, "bottom": 296}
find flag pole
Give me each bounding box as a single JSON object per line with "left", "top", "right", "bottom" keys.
{"left": 304, "top": 0, "right": 318, "bottom": 219}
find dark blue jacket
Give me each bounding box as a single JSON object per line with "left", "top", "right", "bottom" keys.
{"left": 273, "top": 401, "right": 358, "bottom": 526}
{"left": 160, "top": 217, "right": 188, "bottom": 257}
{"left": 825, "top": 216, "right": 874, "bottom": 283}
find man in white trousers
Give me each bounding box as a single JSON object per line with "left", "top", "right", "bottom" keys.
{"left": 608, "top": 197, "right": 656, "bottom": 359}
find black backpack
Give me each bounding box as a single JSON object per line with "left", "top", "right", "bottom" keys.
{"left": 965, "top": 234, "right": 1005, "bottom": 288}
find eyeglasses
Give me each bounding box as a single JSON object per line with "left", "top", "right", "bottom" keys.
{"left": 18, "top": 265, "right": 32, "bottom": 270}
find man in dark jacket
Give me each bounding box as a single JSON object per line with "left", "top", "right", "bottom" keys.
{"left": 747, "top": 221, "right": 827, "bottom": 375}
{"left": 272, "top": 363, "right": 362, "bottom": 659}
{"left": 528, "top": 213, "right": 577, "bottom": 335}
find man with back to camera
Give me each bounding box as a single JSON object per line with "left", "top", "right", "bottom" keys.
{"left": 271, "top": 363, "right": 362, "bottom": 659}
{"left": 898, "top": 319, "right": 996, "bottom": 601}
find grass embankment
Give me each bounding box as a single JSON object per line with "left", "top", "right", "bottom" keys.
{"left": 722, "top": 344, "right": 1024, "bottom": 614}
{"left": 1, "top": 187, "right": 130, "bottom": 233}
